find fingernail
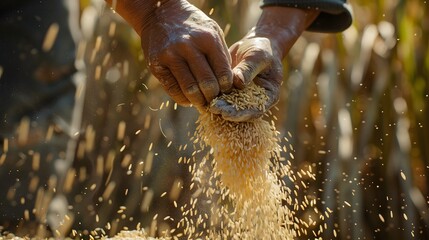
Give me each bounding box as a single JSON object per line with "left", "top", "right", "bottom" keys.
{"left": 219, "top": 75, "right": 232, "bottom": 93}
{"left": 235, "top": 70, "right": 244, "bottom": 84}
{"left": 219, "top": 75, "right": 228, "bottom": 86}
{"left": 233, "top": 70, "right": 245, "bottom": 89}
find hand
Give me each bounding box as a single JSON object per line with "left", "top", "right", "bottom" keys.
{"left": 209, "top": 7, "right": 319, "bottom": 121}
{"left": 107, "top": 0, "right": 233, "bottom": 108}
{"left": 141, "top": 0, "right": 233, "bottom": 108}
{"left": 209, "top": 37, "right": 283, "bottom": 122}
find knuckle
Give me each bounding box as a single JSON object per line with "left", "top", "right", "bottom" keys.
{"left": 239, "top": 63, "right": 257, "bottom": 76}
{"left": 196, "top": 72, "right": 216, "bottom": 84}
{"left": 163, "top": 81, "right": 179, "bottom": 94}
{"left": 158, "top": 48, "right": 177, "bottom": 62}
{"left": 247, "top": 47, "right": 271, "bottom": 60}
{"left": 150, "top": 64, "right": 168, "bottom": 76}
{"left": 174, "top": 37, "right": 191, "bottom": 49}
{"left": 184, "top": 84, "right": 200, "bottom": 96}
{"left": 148, "top": 46, "right": 178, "bottom": 67}
{"left": 184, "top": 84, "right": 206, "bottom": 106}
{"left": 150, "top": 66, "right": 172, "bottom": 86}
{"left": 197, "top": 28, "right": 218, "bottom": 41}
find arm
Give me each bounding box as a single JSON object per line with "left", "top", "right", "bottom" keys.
{"left": 210, "top": 1, "right": 353, "bottom": 122}
{"left": 105, "top": 0, "right": 233, "bottom": 108}
{"left": 262, "top": 0, "right": 353, "bottom": 32}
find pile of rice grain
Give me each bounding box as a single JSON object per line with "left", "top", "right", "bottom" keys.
{"left": 106, "top": 229, "right": 169, "bottom": 240}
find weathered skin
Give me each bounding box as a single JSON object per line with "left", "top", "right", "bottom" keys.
{"left": 210, "top": 7, "right": 320, "bottom": 122}
{"left": 108, "top": 0, "right": 233, "bottom": 108}
{"left": 107, "top": 1, "right": 318, "bottom": 120}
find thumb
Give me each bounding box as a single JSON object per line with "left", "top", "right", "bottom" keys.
{"left": 232, "top": 55, "right": 270, "bottom": 89}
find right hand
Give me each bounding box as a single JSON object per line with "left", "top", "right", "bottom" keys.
{"left": 140, "top": 0, "right": 233, "bottom": 108}
{"left": 209, "top": 37, "right": 284, "bottom": 122}
{"left": 209, "top": 6, "right": 320, "bottom": 121}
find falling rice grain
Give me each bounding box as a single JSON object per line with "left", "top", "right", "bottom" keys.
{"left": 121, "top": 154, "right": 132, "bottom": 168}
{"left": 31, "top": 152, "right": 40, "bottom": 171}
{"left": 102, "top": 182, "right": 116, "bottom": 200}
{"left": 2, "top": 138, "right": 8, "bottom": 153}
{"left": 169, "top": 178, "right": 183, "bottom": 201}
{"left": 42, "top": 23, "right": 59, "bottom": 52}
{"left": 96, "top": 155, "right": 104, "bottom": 176}
{"left": 18, "top": 117, "right": 30, "bottom": 146}
{"left": 29, "top": 176, "right": 39, "bottom": 193}
{"left": 379, "top": 214, "right": 385, "bottom": 223}
{"left": 108, "top": 22, "right": 116, "bottom": 37}
{"left": 63, "top": 169, "right": 76, "bottom": 193}
{"left": 400, "top": 171, "right": 406, "bottom": 181}
{"left": 117, "top": 121, "right": 126, "bottom": 140}
{"left": 344, "top": 201, "right": 351, "bottom": 207}
{"left": 141, "top": 189, "right": 154, "bottom": 212}
{"left": 144, "top": 152, "right": 154, "bottom": 174}
{"left": 95, "top": 65, "right": 101, "bottom": 81}
{"left": 120, "top": 145, "right": 126, "bottom": 152}
{"left": 0, "top": 154, "right": 5, "bottom": 166}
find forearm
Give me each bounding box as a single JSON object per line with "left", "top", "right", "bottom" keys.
{"left": 250, "top": 7, "right": 319, "bottom": 59}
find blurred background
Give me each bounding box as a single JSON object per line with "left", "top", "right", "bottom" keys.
{"left": 1, "top": 0, "right": 428, "bottom": 239}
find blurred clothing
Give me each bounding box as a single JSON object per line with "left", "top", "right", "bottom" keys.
{"left": 262, "top": 0, "right": 352, "bottom": 32}
{"left": 0, "top": 1, "right": 189, "bottom": 237}
{"left": 0, "top": 0, "right": 78, "bottom": 235}
{"left": 0, "top": 0, "right": 77, "bottom": 132}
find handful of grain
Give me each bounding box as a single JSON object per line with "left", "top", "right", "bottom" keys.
{"left": 211, "top": 83, "right": 269, "bottom": 112}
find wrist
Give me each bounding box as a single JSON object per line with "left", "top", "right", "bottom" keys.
{"left": 105, "top": 0, "right": 186, "bottom": 36}
{"left": 251, "top": 7, "right": 319, "bottom": 59}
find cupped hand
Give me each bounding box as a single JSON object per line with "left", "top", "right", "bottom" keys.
{"left": 209, "top": 36, "right": 283, "bottom": 122}
{"left": 209, "top": 6, "right": 319, "bottom": 122}
{"left": 140, "top": 0, "right": 233, "bottom": 108}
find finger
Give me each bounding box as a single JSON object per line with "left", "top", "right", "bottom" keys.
{"left": 223, "top": 109, "right": 263, "bottom": 122}
{"left": 168, "top": 60, "right": 206, "bottom": 107}
{"left": 229, "top": 41, "right": 241, "bottom": 67}
{"left": 151, "top": 64, "right": 190, "bottom": 106}
{"left": 232, "top": 52, "right": 271, "bottom": 89}
{"left": 253, "top": 66, "right": 283, "bottom": 109}
{"left": 184, "top": 48, "right": 219, "bottom": 103}
{"left": 200, "top": 35, "right": 233, "bottom": 94}
{"left": 254, "top": 79, "right": 280, "bottom": 110}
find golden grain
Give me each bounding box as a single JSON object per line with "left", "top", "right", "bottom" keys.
{"left": 42, "top": 23, "right": 59, "bottom": 52}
